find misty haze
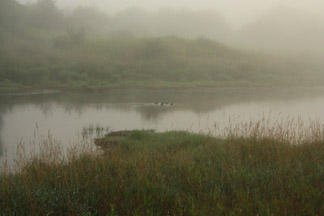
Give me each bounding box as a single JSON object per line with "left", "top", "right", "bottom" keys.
{"left": 1, "top": 0, "right": 324, "bottom": 215}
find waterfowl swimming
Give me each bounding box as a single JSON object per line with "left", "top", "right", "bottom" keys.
{"left": 154, "top": 102, "right": 174, "bottom": 106}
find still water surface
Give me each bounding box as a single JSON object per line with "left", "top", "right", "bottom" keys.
{"left": 1, "top": 87, "right": 324, "bottom": 167}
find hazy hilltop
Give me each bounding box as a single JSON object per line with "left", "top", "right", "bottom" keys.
{"left": 237, "top": 6, "right": 324, "bottom": 55}
{"left": 110, "top": 8, "right": 231, "bottom": 40}
{"left": 1, "top": 0, "right": 324, "bottom": 92}
{"left": 3, "top": 0, "right": 324, "bottom": 56}
{"left": 104, "top": 6, "right": 324, "bottom": 56}
{"left": 0, "top": 0, "right": 230, "bottom": 41}
{"left": 66, "top": 6, "right": 232, "bottom": 41}
{"left": 72, "top": 5, "right": 324, "bottom": 56}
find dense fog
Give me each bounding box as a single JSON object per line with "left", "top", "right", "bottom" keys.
{"left": 1, "top": 0, "right": 324, "bottom": 91}
{"left": 16, "top": 0, "right": 324, "bottom": 28}
{"left": 12, "top": 0, "right": 324, "bottom": 55}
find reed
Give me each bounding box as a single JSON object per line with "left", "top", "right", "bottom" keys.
{"left": 1, "top": 121, "right": 324, "bottom": 215}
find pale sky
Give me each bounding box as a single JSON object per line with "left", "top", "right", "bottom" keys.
{"left": 17, "top": 0, "right": 324, "bottom": 29}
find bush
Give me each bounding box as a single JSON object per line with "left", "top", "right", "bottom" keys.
{"left": 53, "top": 28, "right": 85, "bottom": 49}
{"left": 51, "top": 69, "right": 80, "bottom": 83}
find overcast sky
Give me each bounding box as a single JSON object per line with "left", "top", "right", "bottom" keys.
{"left": 17, "top": 0, "right": 324, "bottom": 29}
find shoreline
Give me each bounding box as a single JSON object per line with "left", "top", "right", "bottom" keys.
{"left": 2, "top": 84, "right": 324, "bottom": 96}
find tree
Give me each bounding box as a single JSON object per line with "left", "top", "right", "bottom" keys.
{"left": 53, "top": 28, "right": 86, "bottom": 48}
{"left": 29, "top": 0, "right": 62, "bottom": 29}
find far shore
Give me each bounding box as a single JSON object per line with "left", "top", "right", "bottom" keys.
{"left": 2, "top": 84, "right": 324, "bottom": 96}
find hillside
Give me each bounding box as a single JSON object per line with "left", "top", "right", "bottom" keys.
{"left": 1, "top": 1, "right": 324, "bottom": 92}
{"left": 110, "top": 8, "right": 231, "bottom": 40}
{"left": 238, "top": 6, "right": 324, "bottom": 55}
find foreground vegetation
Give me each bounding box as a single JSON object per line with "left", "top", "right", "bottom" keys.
{"left": 1, "top": 0, "right": 324, "bottom": 93}
{"left": 1, "top": 128, "right": 324, "bottom": 215}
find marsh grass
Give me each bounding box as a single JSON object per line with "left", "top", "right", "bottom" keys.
{"left": 1, "top": 120, "right": 324, "bottom": 215}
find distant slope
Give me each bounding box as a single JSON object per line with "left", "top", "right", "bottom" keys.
{"left": 1, "top": 35, "right": 324, "bottom": 92}
{"left": 110, "top": 8, "right": 231, "bottom": 41}
{"left": 1, "top": 0, "right": 232, "bottom": 43}
{"left": 238, "top": 6, "right": 324, "bottom": 55}
{"left": 1, "top": 1, "right": 324, "bottom": 92}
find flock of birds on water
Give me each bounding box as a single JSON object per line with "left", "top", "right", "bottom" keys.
{"left": 154, "top": 102, "right": 174, "bottom": 106}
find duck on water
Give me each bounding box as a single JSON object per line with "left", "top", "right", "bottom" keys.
{"left": 154, "top": 102, "right": 174, "bottom": 106}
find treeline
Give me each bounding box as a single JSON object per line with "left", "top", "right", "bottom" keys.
{"left": 1, "top": 0, "right": 324, "bottom": 92}
{"left": 2, "top": 1, "right": 324, "bottom": 55}
{"left": 2, "top": 35, "right": 323, "bottom": 91}
{"left": 0, "top": 0, "right": 230, "bottom": 42}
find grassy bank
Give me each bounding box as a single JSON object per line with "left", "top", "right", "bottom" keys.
{"left": 1, "top": 130, "right": 324, "bottom": 215}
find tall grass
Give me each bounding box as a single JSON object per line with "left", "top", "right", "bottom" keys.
{"left": 1, "top": 121, "right": 324, "bottom": 215}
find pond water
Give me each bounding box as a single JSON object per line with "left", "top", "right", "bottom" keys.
{"left": 1, "top": 87, "right": 324, "bottom": 168}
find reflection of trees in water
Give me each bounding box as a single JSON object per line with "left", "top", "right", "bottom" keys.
{"left": 135, "top": 105, "right": 174, "bottom": 122}
{"left": 108, "top": 104, "right": 177, "bottom": 122}
{"left": 1, "top": 87, "right": 324, "bottom": 122}
{"left": 0, "top": 109, "right": 4, "bottom": 157}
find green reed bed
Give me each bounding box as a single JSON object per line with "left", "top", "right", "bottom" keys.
{"left": 1, "top": 128, "right": 324, "bottom": 215}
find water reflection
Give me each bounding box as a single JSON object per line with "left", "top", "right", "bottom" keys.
{"left": 1, "top": 87, "right": 324, "bottom": 167}
{"left": 0, "top": 115, "right": 3, "bottom": 157}
{"left": 1, "top": 87, "right": 324, "bottom": 120}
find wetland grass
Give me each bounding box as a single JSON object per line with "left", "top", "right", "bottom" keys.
{"left": 1, "top": 120, "right": 324, "bottom": 215}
